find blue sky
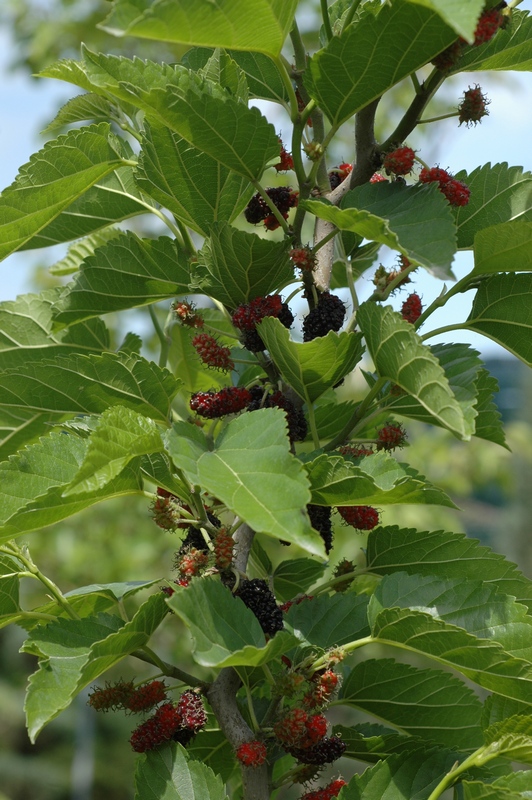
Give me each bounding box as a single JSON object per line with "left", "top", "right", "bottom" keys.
{"left": 0, "top": 6, "right": 531, "bottom": 358}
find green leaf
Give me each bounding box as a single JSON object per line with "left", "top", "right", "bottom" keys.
{"left": 334, "top": 723, "right": 431, "bottom": 764}
{"left": 357, "top": 302, "right": 467, "bottom": 438}
{"left": 258, "top": 317, "right": 364, "bottom": 404}
{"left": 101, "top": 0, "right": 299, "bottom": 58}
{"left": 491, "top": 772, "right": 532, "bottom": 795}
{"left": 369, "top": 572, "right": 532, "bottom": 662}
{"left": 341, "top": 658, "right": 483, "bottom": 750}
{"left": 311, "top": 400, "right": 358, "bottom": 442}
{"left": 52, "top": 233, "right": 191, "bottom": 326}
{"left": 182, "top": 47, "right": 290, "bottom": 103}
{"left": 284, "top": 593, "right": 370, "bottom": 649}
{"left": 166, "top": 577, "right": 297, "bottom": 668}
{"left": 134, "top": 742, "right": 229, "bottom": 800}
{"left": 79, "top": 50, "right": 279, "bottom": 182}
{"left": 0, "top": 407, "right": 58, "bottom": 462}
{"left": 187, "top": 730, "right": 235, "bottom": 784}
{"left": 0, "top": 289, "right": 109, "bottom": 371}
{"left": 65, "top": 580, "right": 159, "bottom": 603}
{"left": 136, "top": 122, "right": 253, "bottom": 237}
{"left": 63, "top": 406, "right": 164, "bottom": 496}
{"left": 406, "top": 0, "right": 484, "bottom": 41}
{"left": 0, "top": 433, "right": 142, "bottom": 541}
{"left": 463, "top": 781, "right": 524, "bottom": 800}
{"left": 455, "top": 163, "right": 532, "bottom": 251}
{"left": 0, "top": 351, "right": 180, "bottom": 422}
{"left": 24, "top": 594, "right": 168, "bottom": 740}
{"left": 199, "top": 48, "right": 249, "bottom": 102}
{"left": 0, "top": 556, "right": 21, "bottom": 628}
{"left": 473, "top": 368, "right": 507, "bottom": 448}
{"left": 305, "top": 0, "right": 456, "bottom": 127}
{"left": 49, "top": 228, "right": 122, "bottom": 276}
{"left": 388, "top": 342, "right": 482, "bottom": 439}
{"left": 303, "top": 182, "right": 457, "bottom": 279}
{"left": 340, "top": 749, "right": 460, "bottom": 800}
{"left": 192, "top": 224, "right": 293, "bottom": 309}
{"left": 473, "top": 221, "right": 532, "bottom": 276}
{"left": 197, "top": 410, "right": 321, "bottom": 555}
{"left": 0, "top": 124, "right": 131, "bottom": 260}
{"left": 482, "top": 715, "right": 532, "bottom": 765}
{"left": 272, "top": 559, "right": 326, "bottom": 603}
{"left": 304, "top": 451, "right": 455, "bottom": 507}
{"left": 366, "top": 526, "right": 532, "bottom": 615}
{"left": 21, "top": 165, "right": 153, "bottom": 251}
{"left": 463, "top": 273, "right": 532, "bottom": 365}
{"left": 450, "top": 9, "right": 532, "bottom": 73}
{"left": 42, "top": 93, "right": 116, "bottom": 133}
{"left": 140, "top": 452, "right": 193, "bottom": 505}
{"left": 372, "top": 606, "right": 532, "bottom": 704}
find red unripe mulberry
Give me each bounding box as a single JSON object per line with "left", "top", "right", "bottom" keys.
{"left": 473, "top": 8, "right": 505, "bottom": 46}
{"left": 383, "top": 146, "right": 416, "bottom": 176}
{"left": 192, "top": 333, "right": 234, "bottom": 371}
{"left": 377, "top": 422, "right": 407, "bottom": 451}
{"left": 401, "top": 293, "right": 423, "bottom": 324}
{"left": 337, "top": 505, "right": 380, "bottom": 531}
{"left": 190, "top": 387, "right": 252, "bottom": 418}
{"left": 458, "top": 85, "right": 490, "bottom": 127}
{"left": 236, "top": 740, "right": 267, "bottom": 767}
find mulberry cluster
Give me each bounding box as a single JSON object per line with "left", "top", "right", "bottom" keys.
{"left": 190, "top": 387, "right": 252, "bottom": 418}
{"left": 303, "top": 293, "right": 346, "bottom": 342}
{"left": 473, "top": 7, "right": 506, "bottom": 45}
{"left": 236, "top": 740, "right": 268, "bottom": 767}
{"left": 419, "top": 167, "right": 470, "bottom": 207}
{"left": 192, "top": 333, "right": 234, "bottom": 371}
{"left": 303, "top": 670, "right": 339, "bottom": 709}
{"left": 370, "top": 172, "right": 388, "bottom": 183}
{"left": 307, "top": 504, "right": 333, "bottom": 554}
{"left": 290, "top": 247, "right": 316, "bottom": 273}
{"left": 247, "top": 386, "right": 307, "bottom": 443}
{"left": 236, "top": 578, "right": 284, "bottom": 636}
{"left": 377, "top": 422, "right": 407, "bottom": 451}
{"left": 177, "top": 689, "right": 208, "bottom": 732}
{"left": 129, "top": 691, "right": 207, "bottom": 753}
{"left": 274, "top": 708, "right": 327, "bottom": 749}
{"left": 328, "top": 162, "right": 352, "bottom": 190}
{"left": 172, "top": 300, "right": 204, "bottom": 328}
{"left": 286, "top": 736, "right": 347, "bottom": 765}
{"left": 174, "top": 547, "right": 209, "bottom": 581}
{"left": 401, "top": 292, "right": 423, "bottom": 324}
{"left": 125, "top": 681, "right": 168, "bottom": 713}
{"left": 337, "top": 505, "right": 380, "bottom": 531}
{"left": 151, "top": 489, "right": 191, "bottom": 531}
{"left": 300, "top": 779, "right": 347, "bottom": 800}
{"left": 275, "top": 138, "right": 294, "bottom": 172}
{"left": 88, "top": 680, "right": 135, "bottom": 712}
{"left": 458, "top": 85, "right": 490, "bottom": 126}
{"left": 213, "top": 528, "right": 234, "bottom": 570}
{"left": 332, "top": 558, "right": 355, "bottom": 593}
{"left": 382, "top": 146, "right": 416, "bottom": 176}
{"left": 244, "top": 186, "right": 298, "bottom": 230}
{"left": 232, "top": 294, "right": 294, "bottom": 352}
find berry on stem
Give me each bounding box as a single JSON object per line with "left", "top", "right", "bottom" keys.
{"left": 307, "top": 504, "right": 333, "bottom": 554}
{"left": 125, "top": 681, "right": 167, "bottom": 713}
{"left": 214, "top": 528, "right": 234, "bottom": 570}
{"left": 235, "top": 578, "right": 284, "bottom": 636}
{"left": 190, "top": 387, "right": 252, "bottom": 418}
{"left": 377, "top": 422, "right": 408, "bottom": 451}
{"left": 290, "top": 247, "right": 316, "bottom": 273}
{"left": 172, "top": 300, "right": 204, "bottom": 328}
{"left": 382, "top": 146, "right": 416, "bottom": 176}
{"left": 303, "top": 292, "right": 346, "bottom": 342}
{"left": 236, "top": 740, "right": 268, "bottom": 767}
{"left": 88, "top": 680, "right": 134, "bottom": 712}
{"left": 192, "top": 333, "right": 234, "bottom": 371}
{"left": 419, "top": 167, "right": 470, "bottom": 207}
{"left": 286, "top": 736, "right": 347, "bottom": 765}
{"left": 458, "top": 85, "right": 490, "bottom": 127}
{"left": 337, "top": 505, "right": 380, "bottom": 531}
{"left": 275, "top": 138, "right": 294, "bottom": 172}
{"left": 473, "top": 7, "right": 505, "bottom": 46}
{"left": 300, "top": 778, "right": 347, "bottom": 800}
{"left": 328, "top": 162, "right": 352, "bottom": 189}
{"left": 401, "top": 293, "right": 423, "bottom": 324}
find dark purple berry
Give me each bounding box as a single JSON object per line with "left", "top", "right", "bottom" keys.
{"left": 307, "top": 505, "right": 333, "bottom": 554}
{"left": 303, "top": 293, "right": 346, "bottom": 342}
{"left": 286, "top": 736, "right": 347, "bottom": 765}
{"left": 236, "top": 578, "right": 284, "bottom": 636}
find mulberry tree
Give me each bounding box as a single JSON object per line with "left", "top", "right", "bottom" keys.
{"left": 1, "top": 1, "right": 532, "bottom": 799}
